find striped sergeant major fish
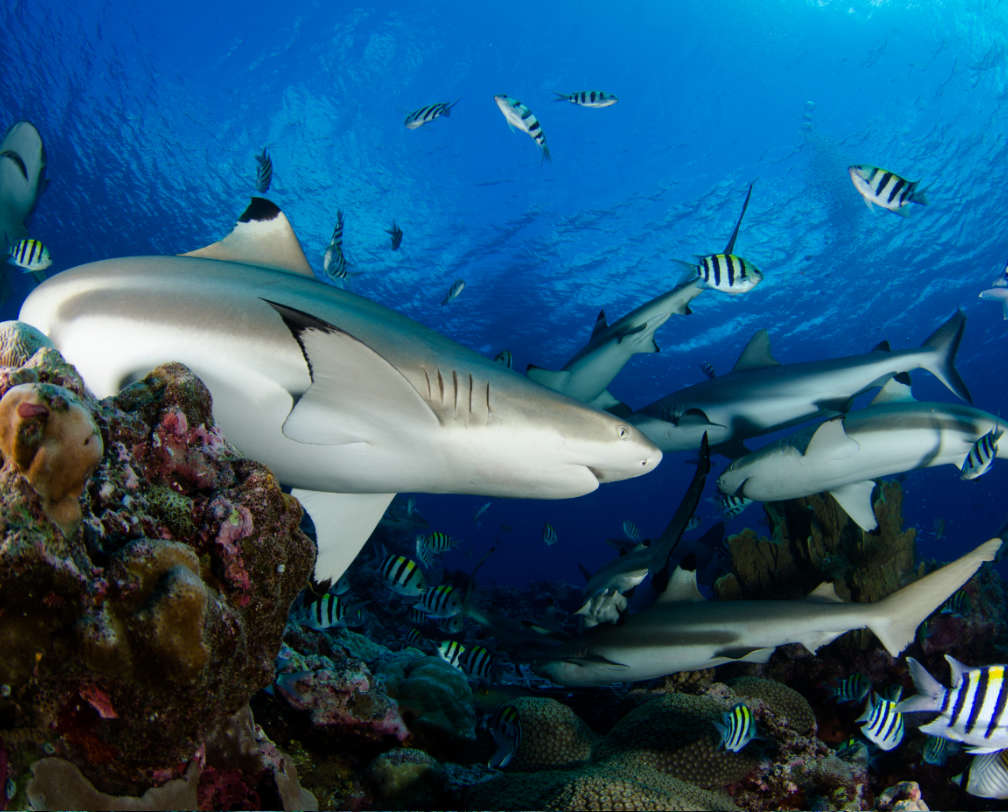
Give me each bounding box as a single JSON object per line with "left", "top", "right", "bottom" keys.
{"left": 553, "top": 90, "right": 618, "bottom": 108}
{"left": 379, "top": 553, "right": 427, "bottom": 597}
{"left": 940, "top": 588, "right": 970, "bottom": 616}
{"left": 487, "top": 703, "right": 521, "bottom": 769}
{"left": 416, "top": 531, "right": 458, "bottom": 567}
{"left": 719, "top": 493, "right": 752, "bottom": 519}
{"left": 255, "top": 147, "right": 272, "bottom": 193}
{"left": 441, "top": 278, "right": 464, "bottom": 306}
{"left": 404, "top": 100, "right": 458, "bottom": 130}
{"left": 961, "top": 426, "right": 1003, "bottom": 480}
{"left": 493, "top": 349, "right": 513, "bottom": 369}
{"left": 493, "top": 95, "right": 550, "bottom": 161}
{"left": 438, "top": 638, "right": 466, "bottom": 669}
{"left": 857, "top": 691, "right": 905, "bottom": 751}
{"left": 414, "top": 583, "right": 463, "bottom": 619}
{"left": 8, "top": 237, "right": 51, "bottom": 274}
{"left": 686, "top": 182, "right": 762, "bottom": 295}
{"left": 386, "top": 221, "right": 403, "bottom": 250}
{"left": 921, "top": 734, "right": 951, "bottom": 766}
{"left": 405, "top": 627, "right": 425, "bottom": 649}
{"left": 713, "top": 702, "right": 757, "bottom": 752}
{"left": 954, "top": 748, "right": 1008, "bottom": 799}
{"left": 833, "top": 673, "right": 871, "bottom": 705}
{"left": 833, "top": 736, "right": 867, "bottom": 761}
{"left": 409, "top": 606, "right": 428, "bottom": 625}
{"left": 460, "top": 644, "right": 494, "bottom": 682}
{"left": 302, "top": 592, "right": 345, "bottom": 629}
{"left": 543, "top": 522, "right": 558, "bottom": 546}
{"left": 322, "top": 211, "right": 349, "bottom": 285}
{"left": 848, "top": 165, "right": 928, "bottom": 216}
{"left": 900, "top": 655, "right": 1008, "bottom": 753}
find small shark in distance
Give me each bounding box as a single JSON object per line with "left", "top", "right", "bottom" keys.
{"left": 0, "top": 120, "right": 48, "bottom": 284}
{"left": 18, "top": 198, "right": 661, "bottom": 583}
{"left": 537, "top": 537, "right": 1001, "bottom": 686}
{"left": 717, "top": 379, "right": 1000, "bottom": 532}
{"left": 625, "top": 311, "right": 971, "bottom": 456}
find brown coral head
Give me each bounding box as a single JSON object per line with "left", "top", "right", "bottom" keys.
{"left": 0, "top": 382, "right": 104, "bottom": 536}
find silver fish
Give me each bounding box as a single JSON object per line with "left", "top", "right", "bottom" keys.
{"left": 848, "top": 164, "right": 927, "bottom": 216}
{"left": 493, "top": 95, "right": 550, "bottom": 161}
{"left": 553, "top": 90, "right": 618, "bottom": 108}
{"left": 255, "top": 147, "right": 272, "bottom": 193}
{"left": 404, "top": 100, "right": 458, "bottom": 130}
{"left": 441, "top": 278, "right": 464, "bottom": 305}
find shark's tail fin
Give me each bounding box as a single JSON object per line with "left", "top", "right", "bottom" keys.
{"left": 867, "top": 538, "right": 1001, "bottom": 657}
{"left": 920, "top": 310, "right": 972, "bottom": 403}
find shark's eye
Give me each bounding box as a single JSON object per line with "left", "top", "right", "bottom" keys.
{"left": 616, "top": 425, "right": 629, "bottom": 440}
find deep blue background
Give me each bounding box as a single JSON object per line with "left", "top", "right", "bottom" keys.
{"left": 4, "top": 0, "right": 1007, "bottom": 584}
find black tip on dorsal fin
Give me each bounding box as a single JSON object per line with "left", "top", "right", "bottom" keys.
{"left": 894, "top": 371, "right": 911, "bottom": 386}
{"left": 239, "top": 197, "right": 282, "bottom": 223}
{"left": 872, "top": 340, "right": 892, "bottom": 352}
{"left": 680, "top": 552, "right": 698, "bottom": 571}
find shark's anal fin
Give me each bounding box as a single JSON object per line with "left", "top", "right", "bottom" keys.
{"left": 292, "top": 489, "right": 395, "bottom": 582}
{"left": 829, "top": 481, "right": 878, "bottom": 531}
{"left": 183, "top": 198, "right": 315, "bottom": 278}
{"left": 264, "top": 299, "right": 439, "bottom": 444}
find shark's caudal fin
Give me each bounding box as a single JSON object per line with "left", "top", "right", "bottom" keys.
{"left": 921, "top": 311, "right": 972, "bottom": 403}
{"left": 867, "top": 538, "right": 1001, "bottom": 656}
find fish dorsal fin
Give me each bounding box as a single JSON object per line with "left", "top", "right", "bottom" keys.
{"left": 732, "top": 330, "right": 778, "bottom": 372}
{"left": 807, "top": 581, "right": 844, "bottom": 602}
{"left": 182, "top": 197, "right": 315, "bottom": 277}
{"left": 804, "top": 417, "right": 858, "bottom": 458}
{"left": 657, "top": 563, "right": 705, "bottom": 603}
{"left": 590, "top": 309, "right": 608, "bottom": 341}
{"left": 869, "top": 376, "right": 915, "bottom": 406}
{"left": 945, "top": 653, "right": 971, "bottom": 687}
{"left": 723, "top": 181, "right": 754, "bottom": 254}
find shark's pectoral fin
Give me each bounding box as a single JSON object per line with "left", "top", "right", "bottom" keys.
{"left": 291, "top": 489, "right": 395, "bottom": 582}
{"left": 713, "top": 645, "right": 774, "bottom": 663}
{"left": 526, "top": 365, "right": 571, "bottom": 392}
{"left": 828, "top": 481, "right": 878, "bottom": 531}
{"left": 266, "top": 299, "right": 440, "bottom": 444}
{"left": 183, "top": 198, "right": 316, "bottom": 278}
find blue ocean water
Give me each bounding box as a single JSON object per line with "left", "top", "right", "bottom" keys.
{"left": 3, "top": 0, "right": 1008, "bottom": 589}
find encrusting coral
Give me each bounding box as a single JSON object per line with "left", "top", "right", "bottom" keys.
{"left": 0, "top": 321, "right": 316, "bottom": 806}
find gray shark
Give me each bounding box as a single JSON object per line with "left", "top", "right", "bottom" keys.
{"left": 0, "top": 120, "right": 48, "bottom": 283}
{"left": 19, "top": 198, "right": 661, "bottom": 581}
{"left": 717, "top": 381, "right": 1000, "bottom": 532}
{"left": 526, "top": 184, "right": 756, "bottom": 409}
{"left": 627, "top": 311, "right": 970, "bottom": 455}
{"left": 537, "top": 537, "right": 1001, "bottom": 686}
{"left": 980, "top": 286, "right": 1008, "bottom": 319}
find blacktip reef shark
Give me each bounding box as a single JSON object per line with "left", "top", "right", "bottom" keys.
{"left": 0, "top": 120, "right": 48, "bottom": 284}
{"left": 625, "top": 310, "right": 971, "bottom": 455}
{"left": 717, "top": 379, "right": 1000, "bottom": 532}
{"left": 18, "top": 198, "right": 661, "bottom": 582}
{"left": 525, "top": 183, "right": 756, "bottom": 409}
{"left": 537, "top": 536, "right": 1001, "bottom": 686}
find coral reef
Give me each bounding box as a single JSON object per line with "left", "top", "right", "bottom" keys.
{"left": 366, "top": 747, "right": 445, "bottom": 808}
{"left": 0, "top": 322, "right": 315, "bottom": 803}
{"left": 729, "top": 676, "right": 816, "bottom": 736}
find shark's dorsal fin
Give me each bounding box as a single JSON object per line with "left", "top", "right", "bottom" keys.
{"left": 869, "top": 376, "right": 915, "bottom": 406}
{"left": 590, "top": 309, "right": 608, "bottom": 341}
{"left": 182, "top": 198, "right": 315, "bottom": 278}
{"left": 872, "top": 340, "right": 892, "bottom": 353}
{"left": 807, "top": 581, "right": 844, "bottom": 602}
{"left": 723, "top": 181, "right": 754, "bottom": 254}
{"left": 829, "top": 481, "right": 878, "bottom": 531}
{"left": 657, "top": 562, "right": 705, "bottom": 603}
{"left": 732, "top": 330, "right": 778, "bottom": 372}
{"left": 804, "top": 417, "right": 858, "bottom": 458}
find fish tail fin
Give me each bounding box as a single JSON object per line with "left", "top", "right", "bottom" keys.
{"left": 868, "top": 538, "right": 1000, "bottom": 656}
{"left": 920, "top": 310, "right": 971, "bottom": 402}
{"left": 541, "top": 145, "right": 552, "bottom": 163}
{"left": 912, "top": 184, "right": 929, "bottom": 205}
{"left": 553, "top": 93, "right": 569, "bottom": 101}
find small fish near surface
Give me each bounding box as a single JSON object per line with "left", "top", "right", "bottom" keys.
{"left": 685, "top": 182, "right": 762, "bottom": 295}
{"left": 386, "top": 221, "right": 403, "bottom": 250}
{"left": 900, "top": 655, "right": 1008, "bottom": 753}
{"left": 543, "top": 522, "right": 558, "bottom": 546}
{"left": 961, "top": 426, "right": 1003, "bottom": 480}
{"left": 858, "top": 691, "right": 905, "bottom": 751}
{"left": 255, "top": 147, "right": 272, "bottom": 193}
{"left": 486, "top": 703, "right": 521, "bottom": 768}
{"left": 494, "top": 95, "right": 550, "bottom": 161}
{"left": 553, "top": 90, "right": 618, "bottom": 108}
{"left": 714, "top": 702, "right": 757, "bottom": 752}
{"left": 7, "top": 237, "right": 51, "bottom": 274}
{"left": 441, "top": 279, "right": 465, "bottom": 305}
{"left": 848, "top": 165, "right": 927, "bottom": 216}
{"left": 322, "top": 210, "right": 350, "bottom": 286}
{"left": 404, "top": 100, "right": 458, "bottom": 130}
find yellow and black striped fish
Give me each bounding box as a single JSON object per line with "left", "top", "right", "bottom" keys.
{"left": 415, "top": 583, "right": 463, "bottom": 619}
{"left": 8, "top": 238, "right": 51, "bottom": 274}
{"left": 379, "top": 553, "right": 427, "bottom": 597}
{"left": 494, "top": 95, "right": 550, "bottom": 161}
{"left": 858, "top": 691, "right": 904, "bottom": 751}
{"left": 848, "top": 164, "right": 928, "bottom": 215}
{"left": 553, "top": 90, "right": 618, "bottom": 108}
{"left": 713, "top": 702, "right": 756, "bottom": 752}
{"left": 438, "top": 638, "right": 466, "bottom": 669}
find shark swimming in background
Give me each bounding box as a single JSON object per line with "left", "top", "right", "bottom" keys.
{"left": 537, "top": 537, "right": 1001, "bottom": 686}
{"left": 526, "top": 185, "right": 758, "bottom": 408}
{"left": 717, "top": 379, "right": 1001, "bottom": 532}
{"left": 18, "top": 198, "right": 661, "bottom": 582}
{"left": 0, "top": 121, "right": 48, "bottom": 284}
{"left": 625, "top": 311, "right": 971, "bottom": 455}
